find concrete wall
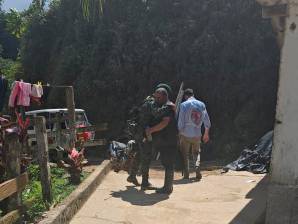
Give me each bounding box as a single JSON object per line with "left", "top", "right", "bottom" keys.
{"left": 266, "top": 1, "right": 298, "bottom": 223}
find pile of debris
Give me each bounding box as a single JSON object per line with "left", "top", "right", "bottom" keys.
{"left": 223, "top": 131, "right": 273, "bottom": 174}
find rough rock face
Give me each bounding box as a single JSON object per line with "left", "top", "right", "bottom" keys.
{"left": 22, "top": 0, "right": 279, "bottom": 159}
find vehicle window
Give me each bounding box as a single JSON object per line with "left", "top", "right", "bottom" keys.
{"left": 75, "top": 112, "right": 88, "bottom": 126}
{"left": 64, "top": 112, "right": 88, "bottom": 127}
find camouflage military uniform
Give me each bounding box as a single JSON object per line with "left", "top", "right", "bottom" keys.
{"left": 128, "top": 96, "right": 154, "bottom": 181}
{"left": 128, "top": 97, "right": 174, "bottom": 187}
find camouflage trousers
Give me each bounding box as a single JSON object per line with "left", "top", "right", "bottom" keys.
{"left": 129, "top": 141, "right": 152, "bottom": 177}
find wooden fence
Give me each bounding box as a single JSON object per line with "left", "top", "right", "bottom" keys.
{"left": 0, "top": 133, "right": 28, "bottom": 224}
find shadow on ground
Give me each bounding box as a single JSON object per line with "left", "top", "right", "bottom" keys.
{"left": 111, "top": 186, "right": 169, "bottom": 206}
{"left": 229, "top": 175, "right": 269, "bottom": 224}
{"left": 173, "top": 177, "right": 199, "bottom": 185}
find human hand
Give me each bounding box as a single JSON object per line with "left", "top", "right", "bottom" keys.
{"left": 145, "top": 128, "right": 152, "bottom": 137}
{"left": 203, "top": 134, "right": 210, "bottom": 143}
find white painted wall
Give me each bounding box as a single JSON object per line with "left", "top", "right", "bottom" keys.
{"left": 270, "top": 1, "right": 298, "bottom": 186}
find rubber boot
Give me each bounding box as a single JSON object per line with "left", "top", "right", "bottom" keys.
{"left": 195, "top": 166, "right": 202, "bottom": 181}
{"left": 156, "top": 169, "right": 174, "bottom": 195}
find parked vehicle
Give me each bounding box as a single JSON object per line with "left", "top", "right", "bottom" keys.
{"left": 26, "top": 108, "right": 95, "bottom": 150}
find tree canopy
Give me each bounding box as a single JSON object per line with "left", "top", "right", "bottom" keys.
{"left": 20, "top": 0, "right": 280, "bottom": 159}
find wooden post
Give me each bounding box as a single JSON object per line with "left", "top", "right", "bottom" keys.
{"left": 55, "top": 112, "right": 63, "bottom": 161}
{"left": 35, "top": 116, "right": 52, "bottom": 204}
{"left": 66, "top": 86, "right": 76, "bottom": 147}
{"left": 4, "top": 133, "right": 21, "bottom": 212}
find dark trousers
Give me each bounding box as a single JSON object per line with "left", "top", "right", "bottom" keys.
{"left": 157, "top": 145, "right": 177, "bottom": 171}
{"left": 156, "top": 144, "right": 177, "bottom": 190}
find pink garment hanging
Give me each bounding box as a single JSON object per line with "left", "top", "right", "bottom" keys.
{"left": 8, "top": 81, "right": 20, "bottom": 107}
{"left": 17, "top": 82, "right": 31, "bottom": 107}
{"left": 8, "top": 81, "right": 32, "bottom": 107}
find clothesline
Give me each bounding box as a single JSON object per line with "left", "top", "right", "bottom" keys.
{"left": 11, "top": 79, "right": 71, "bottom": 88}
{"left": 0, "top": 76, "right": 74, "bottom": 113}
{"left": 42, "top": 84, "right": 73, "bottom": 88}
{"left": 9, "top": 81, "right": 73, "bottom": 108}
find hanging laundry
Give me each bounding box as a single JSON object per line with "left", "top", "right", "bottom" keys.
{"left": 31, "top": 83, "right": 43, "bottom": 98}
{"left": 0, "top": 76, "right": 8, "bottom": 112}
{"left": 9, "top": 81, "right": 32, "bottom": 107}
{"left": 30, "top": 83, "right": 44, "bottom": 105}
{"left": 17, "top": 82, "right": 31, "bottom": 107}
{"left": 8, "top": 81, "right": 19, "bottom": 107}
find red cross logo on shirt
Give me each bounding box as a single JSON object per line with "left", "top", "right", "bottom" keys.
{"left": 191, "top": 109, "right": 202, "bottom": 126}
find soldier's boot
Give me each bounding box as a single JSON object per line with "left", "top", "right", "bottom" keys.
{"left": 156, "top": 169, "right": 173, "bottom": 195}
{"left": 195, "top": 166, "right": 202, "bottom": 181}
{"left": 127, "top": 175, "right": 140, "bottom": 186}
{"left": 141, "top": 174, "right": 155, "bottom": 190}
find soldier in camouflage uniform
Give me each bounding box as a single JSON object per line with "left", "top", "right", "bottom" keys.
{"left": 126, "top": 95, "right": 154, "bottom": 187}
{"left": 127, "top": 84, "right": 173, "bottom": 189}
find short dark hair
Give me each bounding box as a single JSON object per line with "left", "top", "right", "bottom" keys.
{"left": 184, "top": 88, "right": 194, "bottom": 97}
{"left": 155, "top": 87, "right": 168, "bottom": 97}
{"left": 156, "top": 83, "right": 172, "bottom": 95}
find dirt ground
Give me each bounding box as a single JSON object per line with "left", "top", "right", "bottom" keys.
{"left": 71, "top": 164, "right": 268, "bottom": 224}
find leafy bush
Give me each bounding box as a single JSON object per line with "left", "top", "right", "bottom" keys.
{"left": 22, "top": 164, "right": 88, "bottom": 222}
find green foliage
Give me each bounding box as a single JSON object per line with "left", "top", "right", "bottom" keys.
{"left": 4, "top": 0, "right": 48, "bottom": 40}
{"left": 22, "top": 164, "right": 88, "bottom": 222}
{"left": 0, "top": 12, "right": 19, "bottom": 59}
{"left": 0, "top": 0, "right": 50, "bottom": 85}
{"left": 0, "top": 57, "right": 21, "bottom": 82}
{"left": 21, "top": 0, "right": 280, "bottom": 159}
{"left": 5, "top": 9, "right": 26, "bottom": 39}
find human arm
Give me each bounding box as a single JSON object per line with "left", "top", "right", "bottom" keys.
{"left": 146, "top": 117, "right": 170, "bottom": 136}
{"left": 202, "top": 109, "right": 211, "bottom": 143}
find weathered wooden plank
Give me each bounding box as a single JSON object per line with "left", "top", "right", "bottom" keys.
{"left": 4, "top": 133, "right": 22, "bottom": 211}
{"left": 262, "top": 4, "right": 288, "bottom": 18}
{"left": 35, "top": 116, "right": 52, "bottom": 204}
{"left": 66, "top": 87, "right": 76, "bottom": 146}
{"left": 0, "top": 173, "right": 28, "bottom": 201}
{"left": 0, "top": 210, "right": 20, "bottom": 224}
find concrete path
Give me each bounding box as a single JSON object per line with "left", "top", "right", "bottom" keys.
{"left": 70, "top": 168, "right": 268, "bottom": 224}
